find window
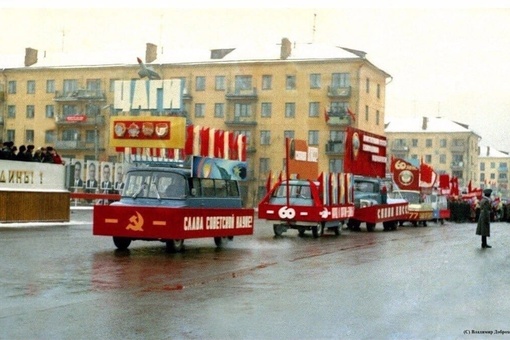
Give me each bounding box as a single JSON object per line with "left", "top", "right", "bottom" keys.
{"left": 260, "top": 130, "right": 271, "bottom": 145}
{"left": 425, "top": 154, "right": 432, "bottom": 163}
{"left": 365, "top": 105, "right": 369, "bottom": 121}
{"left": 412, "top": 139, "right": 418, "bottom": 147}
{"left": 365, "top": 78, "right": 370, "bottom": 93}
{"left": 259, "top": 158, "right": 271, "bottom": 174}
{"left": 7, "top": 105, "right": 16, "bottom": 118}
{"left": 439, "top": 154, "right": 446, "bottom": 164}
{"left": 285, "top": 103, "right": 295, "bottom": 118}
{"left": 308, "top": 130, "right": 319, "bottom": 146}
{"left": 63, "top": 79, "right": 78, "bottom": 94}
{"left": 235, "top": 75, "right": 252, "bottom": 91}
{"left": 7, "top": 129, "right": 15, "bottom": 142}
{"left": 377, "top": 83, "right": 381, "bottom": 99}
{"left": 63, "top": 129, "right": 79, "bottom": 141}
{"left": 195, "top": 103, "right": 205, "bottom": 117}
{"left": 46, "top": 80, "right": 55, "bottom": 93}
{"left": 86, "top": 130, "right": 95, "bottom": 143}
{"left": 45, "top": 105, "right": 54, "bottom": 118}
{"left": 440, "top": 139, "right": 447, "bottom": 148}
{"left": 376, "top": 110, "right": 380, "bottom": 125}
{"left": 310, "top": 74, "right": 321, "bottom": 89}
{"left": 27, "top": 80, "right": 36, "bottom": 94}
{"left": 109, "top": 79, "right": 119, "bottom": 92}
{"left": 286, "top": 75, "right": 296, "bottom": 90}
{"left": 86, "top": 79, "right": 101, "bottom": 91}
{"left": 63, "top": 104, "right": 78, "bottom": 116}
{"left": 25, "top": 130, "right": 34, "bottom": 143}
{"left": 45, "top": 130, "right": 55, "bottom": 144}
{"left": 329, "top": 159, "right": 343, "bottom": 173}
{"left": 235, "top": 130, "right": 252, "bottom": 146}
{"left": 261, "top": 102, "right": 272, "bottom": 118}
{"left": 490, "top": 162, "right": 495, "bottom": 169}
{"left": 8, "top": 81, "right": 16, "bottom": 94}
{"left": 426, "top": 139, "right": 432, "bottom": 147}
{"left": 330, "top": 102, "right": 347, "bottom": 116}
{"left": 262, "top": 75, "right": 272, "bottom": 90}
{"left": 490, "top": 173, "right": 496, "bottom": 180}
{"left": 331, "top": 73, "right": 350, "bottom": 87}
{"left": 26, "top": 105, "right": 35, "bottom": 119}
{"left": 234, "top": 103, "right": 252, "bottom": 119}
{"left": 195, "top": 76, "right": 206, "bottom": 91}
{"left": 214, "top": 103, "right": 224, "bottom": 118}
{"left": 284, "top": 130, "right": 294, "bottom": 142}
{"left": 480, "top": 162, "right": 485, "bottom": 171}
{"left": 308, "top": 102, "right": 319, "bottom": 117}
{"left": 498, "top": 173, "right": 507, "bottom": 180}
{"left": 480, "top": 173, "right": 485, "bottom": 181}
{"left": 329, "top": 130, "right": 344, "bottom": 142}
{"left": 215, "top": 76, "right": 226, "bottom": 91}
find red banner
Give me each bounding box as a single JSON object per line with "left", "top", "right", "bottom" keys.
{"left": 343, "top": 127, "right": 387, "bottom": 178}
{"left": 391, "top": 157, "right": 420, "bottom": 190}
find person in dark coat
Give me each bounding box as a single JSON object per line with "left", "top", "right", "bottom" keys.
{"left": 476, "top": 189, "right": 492, "bottom": 248}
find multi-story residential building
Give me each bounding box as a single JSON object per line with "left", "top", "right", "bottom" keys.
{"left": 385, "top": 116, "right": 481, "bottom": 190}
{"left": 0, "top": 38, "right": 391, "bottom": 207}
{"left": 478, "top": 142, "right": 510, "bottom": 197}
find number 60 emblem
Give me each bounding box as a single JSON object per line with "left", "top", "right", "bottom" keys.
{"left": 278, "top": 206, "right": 296, "bottom": 219}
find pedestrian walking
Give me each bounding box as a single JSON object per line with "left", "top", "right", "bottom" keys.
{"left": 476, "top": 188, "right": 492, "bottom": 249}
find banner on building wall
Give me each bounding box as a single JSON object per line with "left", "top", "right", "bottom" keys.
{"left": 343, "top": 127, "right": 387, "bottom": 178}
{"left": 109, "top": 116, "right": 186, "bottom": 149}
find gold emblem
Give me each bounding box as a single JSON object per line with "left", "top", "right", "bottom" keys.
{"left": 155, "top": 123, "right": 169, "bottom": 138}
{"left": 126, "top": 211, "right": 144, "bottom": 231}
{"left": 142, "top": 122, "right": 154, "bottom": 137}
{"left": 114, "top": 122, "right": 126, "bottom": 137}
{"left": 127, "top": 123, "right": 140, "bottom": 138}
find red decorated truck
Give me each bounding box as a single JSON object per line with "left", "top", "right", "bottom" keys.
{"left": 93, "top": 115, "right": 254, "bottom": 252}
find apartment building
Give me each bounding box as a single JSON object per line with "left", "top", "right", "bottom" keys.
{"left": 0, "top": 39, "right": 391, "bottom": 207}
{"left": 385, "top": 116, "right": 481, "bottom": 190}
{"left": 478, "top": 142, "right": 510, "bottom": 197}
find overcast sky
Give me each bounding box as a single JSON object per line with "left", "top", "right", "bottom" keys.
{"left": 2, "top": 2, "right": 510, "bottom": 150}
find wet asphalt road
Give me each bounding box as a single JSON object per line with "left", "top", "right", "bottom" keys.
{"left": 1, "top": 208, "right": 510, "bottom": 340}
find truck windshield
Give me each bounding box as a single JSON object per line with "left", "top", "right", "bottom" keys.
{"left": 123, "top": 171, "right": 187, "bottom": 199}
{"left": 273, "top": 184, "right": 311, "bottom": 199}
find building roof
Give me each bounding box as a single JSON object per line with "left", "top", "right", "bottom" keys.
{"left": 0, "top": 39, "right": 385, "bottom": 72}
{"left": 385, "top": 116, "right": 478, "bottom": 135}
{"left": 478, "top": 141, "right": 510, "bottom": 158}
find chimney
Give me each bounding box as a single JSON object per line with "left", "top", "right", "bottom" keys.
{"left": 487, "top": 146, "right": 490, "bottom": 156}
{"left": 24, "top": 47, "right": 38, "bottom": 67}
{"left": 280, "top": 38, "right": 291, "bottom": 60}
{"left": 422, "top": 117, "right": 428, "bottom": 130}
{"left": 145, "top": 43, "right": 158, "bottom": 63}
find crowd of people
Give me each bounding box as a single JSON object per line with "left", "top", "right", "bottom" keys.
{"left": 0, "top": 141, "right": 65, "bottom": 164}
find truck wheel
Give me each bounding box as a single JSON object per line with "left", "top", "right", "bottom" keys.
{"left": 113, "top": 237, "right": 131, "bottom": 250}
{"left": 334, "top": 224, "right": 342, "bottom": 236}
{"left": 312, "top": 222, "right": 324, "bottom": 238}
{"left": 273, "top": 224, "right": 284, "bottom": 237}
{"left": 214, "top": 237, "right": 229, "bottom": 247}
{"left": 366, "top": 223, "right": 376, "bottom": 232}
{"left": 348, "top": 219, "right": 361, "bottom": 231}
{"left": 298, "top": 227, "right": 306, "bottom": 237}
{"left": 166, "top": 239, "right": 184, "bottom": 253}
{"left": 383, "top": 221, "right": 397, "bottom": 231}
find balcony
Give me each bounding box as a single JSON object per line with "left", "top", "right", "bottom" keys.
{"left": 225, "top": 115, "right": 257, "bottom": 126}
{"left": 450, "top": 144, "right": 466, "bottom": 153}
{"left": 55, "top": 114, "right": 106, "bottom": 126}
{"left": 225, "top": 87, "right": 258, "bottom": 101}
{"left": 55, "top": 139, "right": 104, "bottom": 151}
{"left": 327, "top": 86, "right": 351, "bottom": 98}
{"left": 451, "top": 161, "right": 464, "bottom": 171}
{"left": 54, "top": 89, "right": 106, "bottom": 102}
{"left": 325, "top": 140, "right": 345, "bottom": 155}
{"left": 326, "top": 111, "right": 352, "bottom": 126}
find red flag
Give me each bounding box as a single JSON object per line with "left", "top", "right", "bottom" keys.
{"left": 347, "top": 107, "right": 356, "bottom": 122}
{"left": 468, "top": 180, "right": 473, "bottom": 193}
{"left": 184, "top": 124, "right": 194, "bottom": 156}
{"left": 265, "top": 171, "right": 272, "bottom": 193}
{"left": 324, "top": 108, "right": 330, "bottom": 123}
{"left": 214, "top": 129, "right": 224, "bottom": 158}
{"left": 200, "top": 127, "right": 210, "bottom": 157}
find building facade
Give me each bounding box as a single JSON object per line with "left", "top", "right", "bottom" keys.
{"left": 0, "top": 39, "right": 391, "bottom": 207}
{"left": 478, "top": 143, "right": 510, "bottom": 198}
{"left": 385, "top": 116, "right": 481, "bottom": 191}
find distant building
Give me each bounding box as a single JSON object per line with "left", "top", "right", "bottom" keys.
{"left": 385, "top": 116, "right": 481, "bottom": 189}
{"left": 0, "top": 39, "right": 392, "bottom": 207}
{"left": 478, "top": 142, "right": 510, "bottom": 197}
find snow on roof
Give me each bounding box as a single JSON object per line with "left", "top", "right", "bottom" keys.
{"left": 478, "top": 141, "right": 510, "bottom": 158}
{"left": 1, "top": 41, "right": 364, "bottom": 69}
{"left": 385, "top": 116, "right": 474, "bottom": 134}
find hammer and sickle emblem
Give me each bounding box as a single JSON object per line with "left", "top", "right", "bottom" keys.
{"left": 126, "top": 211, "right": 144, "bottom": 231}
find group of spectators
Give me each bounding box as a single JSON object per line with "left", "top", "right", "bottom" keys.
{"left": 0, "top": 141, "right": 65, "bottom": 164}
